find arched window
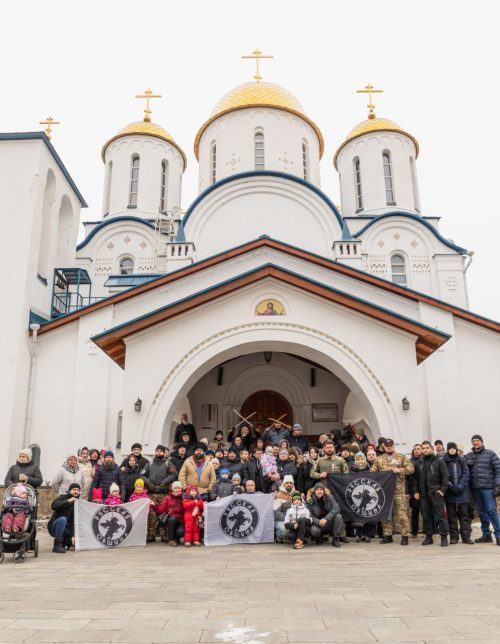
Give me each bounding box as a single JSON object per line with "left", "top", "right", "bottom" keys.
{"left": 104, "top": 161, "right": 112, "bottom": 215}
{"left": 354, "top": 157, "right": 363, "bottom": 212}
{"left": 391, "top": 253, "right": 407, "bottom": 286}
{"left": 160, "top": 160, "right": 168, "bottom": 212}
{"left": 210, "top": 142, "right": 217, "bottom": 184}
{"left": 302, "top": 141, "right": 309, "bottom": 180}
{"left": 255, "top": 130, "right": 264, "bottom": 170}
{"left": 410, "top": 157, "right": 421, "bottom": 212}
{"left": 119, "top": 257, "right": 134, "bottom": 275}
{"left": 129, "top": 155, "right": 140, "bottom": 207}
{"left": 383, "top": 151, "right": 395, "bottom": 205}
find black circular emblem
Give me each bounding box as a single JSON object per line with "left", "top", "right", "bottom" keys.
{"left": 91, "top": 506, "right": 134, "bottom": 547}
{"left": 345, "top": 477, "right": 385, "bottom": 519}
{"left": 219, "top": 498, "right": 259, "bottom": 539}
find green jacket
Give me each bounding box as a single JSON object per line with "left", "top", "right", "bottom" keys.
{"left": 310, "top": 455, "right": 349, "bottom": 479}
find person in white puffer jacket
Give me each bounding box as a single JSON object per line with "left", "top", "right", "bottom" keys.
{"left": 284, "top": 492, "right": 312, "bottom": 549}
{"left": 51, "top": 454, "right": 83, "bottom": 496}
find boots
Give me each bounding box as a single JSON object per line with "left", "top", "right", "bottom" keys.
{"left": 380, "top": 535, "right": 393, "bottom": 544}
{"left": 462, "top": 538, "right": 474, "bottom": 545}
{"left": 441, "top": 535, "right": 448, "bottom": 547}
{"left": 496, "top": 537, "right": 500, "bottom": 546}
{"left": 401, "top": 536, "right": 409, "bottom": 546}
{"left": 475, "top": 534, "right": 493, "bottom": 543}
{"left": 331, "top": 537, "right": 341, "bottom": 548}
{"left": 421, "top": 536, "right": 433, "bottom": 545}
{"left": 52, "top": 539, "right": 66, "bottom": 554}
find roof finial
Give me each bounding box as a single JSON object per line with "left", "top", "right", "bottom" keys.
{"left": 135, "top": 88, "right": 162, "bottom": 122}
{"left": 356, "top": 83, "right": 383, "bottom": 119}
{"left": 39, "top": 115, "right": 60, "bottom": 141}
{"left": 241, "top": 48, "right": 274, "bottom": 82}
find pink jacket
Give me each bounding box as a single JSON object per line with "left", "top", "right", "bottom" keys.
{"left": 104, "top": 495, "right": 122, "bottom": 506}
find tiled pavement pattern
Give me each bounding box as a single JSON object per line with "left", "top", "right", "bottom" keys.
{"left": 0, "top": 531, "right": 499, "bottom": 643}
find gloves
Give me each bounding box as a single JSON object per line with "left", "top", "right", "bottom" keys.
{"left": 450, "top": 486, "right": 461, "bottom": 496}
{"left": 494, "top": 485, "right": 500, "bottom": 497}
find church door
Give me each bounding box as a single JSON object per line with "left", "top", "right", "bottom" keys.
{"left": 240, "top": 390, "right": 293, "bottom": 431}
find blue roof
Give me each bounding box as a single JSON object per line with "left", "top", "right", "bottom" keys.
{"left": 352, "top": 211, "right": 467, "bottom": 254}
{"left": 77, "top": 216, "right": 157, "bottom": 251}
{"left": 0, "top": 132, "right": 87, "bottom": 207}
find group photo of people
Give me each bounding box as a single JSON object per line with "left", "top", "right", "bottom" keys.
{"left": 3, "top": 414, "right": 500, "bottom": 554}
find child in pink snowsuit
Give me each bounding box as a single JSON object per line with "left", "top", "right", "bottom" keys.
{"left": 104, "top": 483, "right": 122, "bottom": 505}
{"left": 182, "top": 484, "right": 204, "bottom": 546}
{"left": 260, "top": 446, "right": 278, "bottom": 478}
{"left": 2, "top": 485, "right": 30, "bottom": 533}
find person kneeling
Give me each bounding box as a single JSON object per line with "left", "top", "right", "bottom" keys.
{"left": 284, "top": 492, "right": 312, "bottom": 549}
{"left": 48, "top": 483, "right": 81, "bottom": 553}
{"left": 307, "top": 482, "right": 345, "bottom": 547}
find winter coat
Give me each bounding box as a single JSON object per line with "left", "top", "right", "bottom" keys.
{"left": 169, "top": 453, "right": 188, "bottom": 475}
{"left": 51, "top": 465, "right": 84, "bottom": 496}
{"left": 78, "top": 458, "right": 93, "bottom": 500}
{"left": 413, "top": 455, "right": 449, "bottom": 497}
{"left": 277, "top": 459, "right": 297, "bottom": 481}
{"left": 88, "top": 464, "right": 125, "bottom": 500}
{"left": 155, "top": 492, "right": 184, "bottom": 522}
{"left": 5, "top": 460, "right": 43, "bottom": 488}
{"left": 284, "top": 503, "right": 312, "bottom": 525}
{"left": 123, "top": 464, "right": 143, "bottom": 500}
{"left": 47, "top": 494, "right": 77, "bottom": 535}
{"left": 178, "top": 457, "right": 216, "bottom": 494}
{"left": 128, "top": 490, "right": 151, "bottom": 503}
{"left": 311, "top": 455, "right": 349, "bottom": 479}
{"left": 142, "top": 458, "right": 177, "bottom": 493}
{"left": 354, "top": 436, "right": 369, "bottom": 453}
{"left": 262, "top": 427, "right": 291, "bottom": 445}
{"left": 104, "top": 495, "right": 123, "bottom": 505}
{"left": 443, "top": 454, "right": 470, "bottom": 504}
{"left": 219, "top": 458, "right": 245, "bottom": 480}
{"left": 349, "top": 462, "right": 370, "bottom": 473}
{"left": 300, "top": 458, "right": 318, "bottom": 492}
{"left": 288, "top": 435, "right": 309, "bottom": 453}
{"left": 307, "top": 490, "right": 341, "bottom": 525}
{"left": 119, "top": 454, "right": 149, "bottom": 471}
{"left": 465, "top": 447, "right": 500, "bottom": 490}
{"left": 174, "top": 422, "right": 198, "bottom": 445}
{"left": 210, "top": 479, "right": 234, "bottom": 500}
{"left": 208, "top": 440, "right": 229, "bottom": 453}
{"left": 370, "top": 452, "right": 414, "bottom": 495}
{"left": 242, "top": 459, "right": 263, "bottom": 491}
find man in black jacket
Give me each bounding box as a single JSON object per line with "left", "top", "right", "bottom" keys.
{"left": 307, "top": 483, "right": 345, "bottom": 547}
{"left": 240, "top": 449, "right": 263, "bottom": 490}
{"left": 142, "top": 445, "right": 177, "bottom": 499}
{"left": 119, "top": 443, "right": 149, "bottom": 470}
{"left": 174, "top": 414, "right": 198, "bottom": 445}
{"left": 288, "top": 424, "right": 309, "bottom": 453}
{"left": 88, "top": 451, "right": 125, "bottom": 501}
{"left": 414, "top": 441, "right": 449, "bottom": 546}
{"left": 220, "top": 447, "right": 245, "bottom": 479}
{"left": 466, "top": 434, "right": 500, "bottom": 545}
{"left": 48, "top": 483, "right": 81, "bottom": 553}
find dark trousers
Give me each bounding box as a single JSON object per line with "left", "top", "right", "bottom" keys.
{"left": 411, "top": 502, "right": 420, "bottom": 535}
{"left": 446, "top": 502, "right": 472, "bottom": 541}
{"left": 166, "top": 517, "right": 184, "bottom": 542}
{"left": 285, "top": 518, "right": 310, "bottom": 541}
{"left": 356, "top": 522, "right": 377, "bottom": 539}
{"left": 310, "top": 514, "right": 344, "bottom": 541}
{"left": 420, "top": 493, "right": 449, "bottom": 536}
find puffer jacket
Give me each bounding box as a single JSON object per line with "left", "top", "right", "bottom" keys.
{"left": 5, "top": 461, "right": 43, "bottom": 488}
{"left": 155, "top": 492, "right": 184, "bottom": 522}
{"left": 219, "top": 458, "right": 244, "bottom": 479}
{"left": 51, "top": 466, "right": 84, "bottom": 496}
{"left": 466, "top": 447, "right": 500, "bottom": 489}
{"left": 123, "top": 464, "right": 143, "bottom": 500}
{"left": 444, "top": 453, "right": 470, "bottom": 503}
{"left": 306, "top": 489, "right": 341, "bottom": 525}
{"left": 284, "top": 503, "right": 312, "bottom": 525}
{"left": 88, "top": 464, "right": 125, "bottom": 500}
{"left": 142, "top": 458, "right": 177, "bottom": 493}
{"left": 210, "top": 479, "right": 234, "bottom": 500}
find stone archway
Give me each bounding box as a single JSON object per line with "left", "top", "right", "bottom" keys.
{"left": 240, "top": 390, "right": 293, "bottom": 432}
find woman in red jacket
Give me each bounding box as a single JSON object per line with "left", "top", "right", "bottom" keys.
{"left": 155, "top": 481, "right": 185, "bottom": 546}
{"left": 182, "top": 484, "right": 204, "bottom": 547}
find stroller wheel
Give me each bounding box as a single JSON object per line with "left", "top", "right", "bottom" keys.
{"left": 0, "top": 552, "right": 4, "bottom": 564}
{"left": 34, "top": 540, "right": 39, "bottom": 558}
{"left": 13, "top": 551, "right": 26, "bottom": 564}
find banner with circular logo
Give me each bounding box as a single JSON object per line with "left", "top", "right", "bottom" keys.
{"left": 326, "top": 472, "right": 396, "bottom": 522}
{"left": 205, "top": 494, "right": 274, "bottom": 546}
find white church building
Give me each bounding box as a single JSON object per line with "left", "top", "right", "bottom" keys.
{"left": 1, "top": 64, "right": 499, "bottom": 477}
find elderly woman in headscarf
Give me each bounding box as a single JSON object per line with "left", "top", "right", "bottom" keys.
{"left": 51, "top": 454, "right": 83, "bottom": 496}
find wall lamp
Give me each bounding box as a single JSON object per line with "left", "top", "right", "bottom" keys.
{"left": 402, "top": 396, "right": 410, "bottom": 411}
{"left": 134, "top": 397, "right": 142, "bottom": 412}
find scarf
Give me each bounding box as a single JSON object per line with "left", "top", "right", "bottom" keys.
{"left": 63, "top": 462, "right": 80, "bottom": 474}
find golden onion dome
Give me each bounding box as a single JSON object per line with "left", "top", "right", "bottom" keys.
{"left": 194, "top": 81, "right": 324, "bottom": 159}
{"left": 334, "top": 115, "right": 419, "bottom": 168}
{"left": 102, "top": 120, "right": 187, "bottom": 170}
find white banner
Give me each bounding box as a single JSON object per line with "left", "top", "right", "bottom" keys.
{"left": 204, "top": 494, "right": 274, "bottom": 547}
{"left": 75, "top": 499, "right": 149, "bottom": 551}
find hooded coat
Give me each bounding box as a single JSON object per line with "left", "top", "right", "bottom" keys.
{"left": 306, "top": 488, "right": 341, "bottom": 525}
{"left": 443, "top": 453, "right": 470, "bottom": 504}
{"left": 88, "top": 463, "right": 125, "bottom": 500}
{"left": 123, "top": 463, "right": 143, "bottom": 500}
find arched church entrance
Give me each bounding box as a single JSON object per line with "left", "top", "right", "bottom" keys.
{"left": 240, "top": 390, "right": 293, "bottom": 433}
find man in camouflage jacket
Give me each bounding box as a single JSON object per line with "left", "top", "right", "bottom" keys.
{"left": 310, "top": 441, "right": 349, "bottom": 479}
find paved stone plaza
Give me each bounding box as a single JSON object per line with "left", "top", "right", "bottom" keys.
{"left": 0, "top": 532, "right": 499, "bottom": 644}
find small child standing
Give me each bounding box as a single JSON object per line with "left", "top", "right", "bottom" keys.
{"left": 231, "top": 473, "right": 245, "bottom": 495}
{"left": 104, "top": 483, "right": 122, "bottom": 505}
{"left": 2, "top": 485, "right": 30, "bottom": 534}
{"left": 210, "top": 468, "right": 233, "bottom": 500}
{"left": 128, "top": 478, "right": 158, "bottom": 540}
{"left": 284, "top": 492, "right": 312, "bottom": 549}
{"left": 182, "top": 484, "right": 204, "bottom": 547}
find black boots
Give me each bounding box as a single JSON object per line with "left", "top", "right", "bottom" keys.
{"left": 497, "top": 537, "right": 500, "bottom": 546}
{"left": 463, "top": 538, "right": 474, "bottom": 545}
{"left": 441, "top": 535, "right": 448, "bottom": 547}
{"left": 380, "top": 535, "right": 393, "bottom": 544}
{"left": 475, "top": 534, "right": 493, "bottom": 543}
{"left": 52, "top": 539, "right": 66, "bottom": 554}
{"left": 422, "top": 536, "right": 433, "bottom": 545}
{"left": 401, "top": 536, "right": 409, "bottom": 546}
{"left": 331, "top": 537, "right": 341, "bottom": 548}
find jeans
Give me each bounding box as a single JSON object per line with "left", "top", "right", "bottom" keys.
{"left": 420, "top": 493, "right": 449, "bottom": 536}
{"left": 166, "top": 517, "right": 184, "bottom": 542}
{"left": 473, "top": 488, "right": 500, "bottom": 538}
{"left": 274, "top": 520, "right": 291, "bottom": 542}
{"left": 50, "top": 517, "right": 72, "bottom": 543}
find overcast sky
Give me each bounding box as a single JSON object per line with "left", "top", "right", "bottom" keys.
{"left": 3, "top": 1, "right": 499, "bottom": 319}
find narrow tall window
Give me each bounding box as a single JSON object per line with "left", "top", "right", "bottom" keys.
{"left": 129, "top": 155, "right": 140, "bottom": 207}
{"left": 354, "top": 157, "right": 363, "bottom": 212}
{"left": 383, "top": 151, "right": 395, "bottom": 205}
{"left": 255, "top": 130, "right": 264, "bottom": 170}
{"left": 119, "top": 257, "right": 134, "bottom": 275}
{"left": 391, "top": 254, "right": 407, "bottom": 286}
{"left": 210, "top": 142, "right": 217, "bottom": 184}
{"left": 410, "top": 157, "right": 421, "bottom": 212}
{"left": 302, "top": 141, "right": 309, "bottom": 180}
{"left": 104, "top": 161, "right": 112, "bottom": 215}
{"left": 160, "top": 160, "right": 168, "bottom": 212}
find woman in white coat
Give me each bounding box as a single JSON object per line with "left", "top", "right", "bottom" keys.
{"left": 52, "top": 454, "right": 83, "bottom": 496}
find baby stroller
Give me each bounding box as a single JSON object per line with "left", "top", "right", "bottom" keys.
{"left": 0, "top": 483, "right": 39, "bottom": 563}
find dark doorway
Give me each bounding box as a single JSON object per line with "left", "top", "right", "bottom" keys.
{"left": 240, "top": 390, "right": 293, "bottom": 431}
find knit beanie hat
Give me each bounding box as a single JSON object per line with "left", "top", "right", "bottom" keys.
{"left": 171, "top": 481, "right": 182, "bottom": 490}
{"left": 292, "top": 492, "right": 302, "bottom": 502}
{"left": 471, "top": 434, "right": 483, "bottom": 443}
{"left": 220, "top": 468, "right": 230, "bottom": 479}
{"left": 355, "top": 451, "right": 367, "bottom": 463}
{"left": 211, "top": 458, "right": 220, "bottom": 467}
{"left": 265, "top": 446, "right": 274, "bottom": 454}
{"left": 68, "top": 483, "right": 81, "bottom": 492}
{"left": 18, "top": 448, "right": 32, "bottom": 461}
{"left": 109, "top": 483, "right": 120, "bottom": 494}
{"left": 314, "top": 482, "right": 325, "bottom": 491}
{"left": 14, "top": 484, "right": 27, "bottom": 496}
{"left": 292, "top": 423, "right": 302, "bottom": 431}
{"left": 231, "top": 473, "right": 241, "bottom": 482}
{"left": 104, "top": 450, "right": 114, "bottom": 458}
{"left": 283, "top": 474, "right": 294, "bottom": 485}
{"left": 195, "top": 443, "right": 207, "bottom": 452}
{"left": 187, "top": 484, "right": 198, "bottom": 494}
{"left": 156, "top": 444, "right": 166, "bottom": 452}
{"left": 134, "top": 479, "right": 145, "bottom": 490}
{"left": 446, "top": 442, "right": 458, "bottom": 451}
{"left": 355, "top": 428, "right": 366, "bottom": 436}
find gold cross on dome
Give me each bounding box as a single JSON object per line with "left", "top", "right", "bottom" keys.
{"left": 356, "top": 83, "right": 383, "bottom": 119}
{"left": 39, "top": 116, "right": 60, "bottom": 141}
{"left": 241, "top": 48, "right": 274, "bottom": 82}
{"left": 135, "top": 88, "right": 162, "bottom": 122}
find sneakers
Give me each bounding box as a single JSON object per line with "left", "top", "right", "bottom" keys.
{"left": 475, "top": 534, "right": 493, "bottom": 543}
{"left": 441, "top": 535, "right": 449, "bottom": 547}
{"left": 421, "top": 536, "right": 433, "bottom": 545}
{"left": 184, "top": 542, "right": 192, "bottom": 547}
{"left": 168, "top": 540, "right": 178, "bottom": 547}
{"left": 192, "top": 541, "right": 202, "bottom": 547}
{"left": 380, "top": 536, "right": 393, "bottom": 544}
{"left": 293, "top": 539, "right": 304, "bottom": 550}
{"left": 401, "top": 536, "right": 409, "bottom": 546}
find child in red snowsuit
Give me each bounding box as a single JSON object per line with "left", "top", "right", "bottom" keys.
{"left": 182, "top": 484, "right": 204, "bottom": 547}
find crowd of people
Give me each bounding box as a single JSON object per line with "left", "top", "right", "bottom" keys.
{"left": 3, "top": 414, "right": 500, "bottom": 553}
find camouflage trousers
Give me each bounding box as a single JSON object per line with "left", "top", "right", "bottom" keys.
{"left": 383, "top": 494, "right": 410, "bottom": 537}
{"left": 148, "top": 494, "right": 166, "bottom": 539}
